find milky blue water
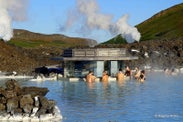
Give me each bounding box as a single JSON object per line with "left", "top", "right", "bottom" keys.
{"left": 0, "top": 72, "right": 183, "bottom": 122}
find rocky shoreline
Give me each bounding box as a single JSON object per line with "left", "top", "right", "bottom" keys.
{"left": 127, "top": 39, "right": 183, "bottom": 69}
{"left": 0, "top": 79, "right": 62, "bottom": 121}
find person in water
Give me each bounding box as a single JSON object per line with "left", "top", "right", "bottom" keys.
{"left": 124, "top": 66, "right": 132, "bottom": 78}
{"left": 86, "top": 71, "right": 96, "bottom": 82}
{"left": 138, "top": 70, "right": 146, "bottom": 82}
{"left": 116, "top": 68, "right": 125, "bottom": 81}
{"left": 134, "top": 67, "right": 141, "bottom": 79}
{"left": 101, "top": 70, "right": 109, "bottom": 82}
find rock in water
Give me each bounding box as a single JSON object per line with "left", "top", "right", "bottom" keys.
{"left": 47, "top": 100, "right": 56, "bottom": 113}
{"left": 0, "top": 97, "right": 6, "bottom": 104}
{"left": 39, "top": 96, "right": 49, "bottom": 109}
{"left": 6, "top": 97, "right": 19, "bottom": 115}
{"left": 0, "top": 79, "right": 61, "bottom": 121}
{"left": 21, "top": 86, "right": 49, "bottom": 97}
{"left": 0, "top": 103, "right": 5, "bottom": 111}
{"left": 20, "top": 94, "right": 34, "bottom": 114}
{"left": 3, "top": 90, "right": 16, "bottom": 99}
{"left": 36, "top": 96, "right": 49, "bottom": 116}
{"left": 22, "top": 104, "right": 33, "bottom": 114}
{"left": 5, "top": 79, "right": 21, "bottom": 91}
{"left": 0, "top": 87, "right": 4, "bottom": 94}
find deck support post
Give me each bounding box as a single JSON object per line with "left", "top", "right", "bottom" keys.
{"left": 95, "top": 61, "right": 104, "bottom": 77}
{"left": 110, "top": 61, "right": 118, "bottom": 77}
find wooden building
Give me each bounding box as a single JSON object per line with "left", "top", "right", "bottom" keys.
{"left": 62, "top": 48, "right": 138, "bottom": 78}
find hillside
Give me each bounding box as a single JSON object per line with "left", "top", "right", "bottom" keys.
{"left": 103, "top": 3, "right": 183, "bottom": 43}
{"left": 137, "top": 3, "right": 183, "bottom": 41}
{"left": 0, "top": 40, "right": 38, "bottom": 74}
{"left": 0, "top": 29, "right": 97, "bottom": 74}
{"left": 9, "top": 29, "right": 97, "bottom": 48}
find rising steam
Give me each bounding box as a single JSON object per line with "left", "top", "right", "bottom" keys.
{"left": 115, "top": 14, "right": 141, "bottom": 43}
{"left": 0, "top": 0, "right": 28, "bottom": 41}
{"left": 61, "top": 0, "right": 141, "bottom": 43}
{"left": 77, "top": 0, "right": 112, "bottom": 30}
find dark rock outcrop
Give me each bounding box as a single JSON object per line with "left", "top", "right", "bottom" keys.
{"left": 0, "top": 79, "right": 56, "bottom": 117}
{"left": 21, "top": 86, "right": 49, "bottom": 97}
{"left": 126, "top": 39, "right": 183, "bottom": 69}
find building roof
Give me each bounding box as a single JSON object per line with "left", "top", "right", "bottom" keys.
{"left": 62, "top": 48, "right": 138, "bottom": 61}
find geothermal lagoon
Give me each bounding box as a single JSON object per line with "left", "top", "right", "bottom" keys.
{"left": 0, "top": 71, "right": 182, "bottom": 122}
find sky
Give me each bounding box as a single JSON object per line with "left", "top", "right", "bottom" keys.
{"left": 1, "top": 0, "right": 182, "bottom": 43}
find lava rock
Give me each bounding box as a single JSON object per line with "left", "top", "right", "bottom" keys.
{"left": 20, "top": 94, "right": 34, "bottom": 114}
{"left": 0, "top": 79, "right": 57, "bottom": 117}
{"left": 21, "top": 86, "right": 49, "bottom": 97}
{"left": 3, "top": 90, "right": 17, "bottom": 99}
{"left": 0, "top": 103, "right": 5, "bottom": 111}
{"left": 6, "top": 97, "right": 19, "bottom": 114}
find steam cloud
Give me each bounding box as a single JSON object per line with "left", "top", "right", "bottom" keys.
{"left": 61, "top": 0, "right": 141, "bottom": 43}
{"left": 0, "top": 0, "right": 28, "bottom": 41}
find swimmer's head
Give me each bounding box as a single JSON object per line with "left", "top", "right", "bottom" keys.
{"left": 89, "top": 71, "right": 94, "bottom": 74}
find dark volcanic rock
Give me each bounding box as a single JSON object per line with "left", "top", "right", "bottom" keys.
{"left": 0, "top": 103, "right": 5, "bottom": 111}
{"left": 6, "top": 97, "right": 19, "bottom": 114}
{"left": 21, "top": 86, "right": 49, "bottom": 97}
{"left": 126, "top": 39, "right": 183, "bottom": 69}
{"left": 5, "top": 79, "right": 21, "bottom": 96}
{"left": 20, "top": 94, "right": 34, "bottom": 114}
{"left": 0, "top": 79, "right": 56, "bottom": 117}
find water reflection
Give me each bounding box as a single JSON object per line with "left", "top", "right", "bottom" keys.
{"left": 86, "top": 82, "right": 95, "bottom": 89}
{"left": 116, "top": 80, "right": 126, "bottom": 88}
{"left": 101, "top": 81, "right": 109, "bottom": 89}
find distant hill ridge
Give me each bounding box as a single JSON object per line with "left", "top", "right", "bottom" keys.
{"left": 10, "top": 29, "right": 97, "bottom": 48}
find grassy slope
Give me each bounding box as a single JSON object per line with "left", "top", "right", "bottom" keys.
{"left": 8, "top": 29, "right": 92, "bottom": 48}
{"left": 137, "top": 3, "right": 183, "bottom": 41}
